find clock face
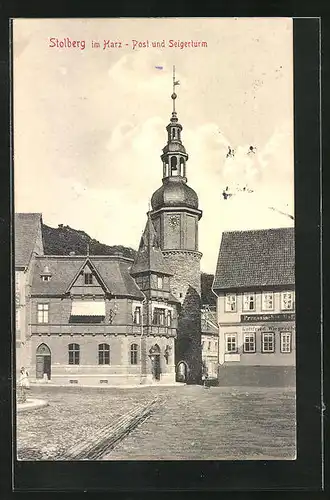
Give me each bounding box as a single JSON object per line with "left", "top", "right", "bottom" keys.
{"left": 169, "top": 215, "right": 180, "bottom": 228}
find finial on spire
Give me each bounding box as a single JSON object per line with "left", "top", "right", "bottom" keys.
{"left": 171, "top": 65, "right": 180, "bottom": 114}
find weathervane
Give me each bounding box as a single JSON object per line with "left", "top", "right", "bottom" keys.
{"left": 171, "top": 65, "right": 180, "bottom": 113}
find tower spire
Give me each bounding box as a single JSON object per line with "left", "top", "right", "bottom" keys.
{"left": 172, "top": 65, "right": 176, "bottom": 113}
{"left": 171, "top": 65, "right": 180, "bottom": 117}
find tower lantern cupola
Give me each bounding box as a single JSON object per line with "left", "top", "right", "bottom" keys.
{"left": 161, "top": 68, "right": 188, "bottom": 180}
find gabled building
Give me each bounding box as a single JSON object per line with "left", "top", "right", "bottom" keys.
{"left": 201, "top": 306, "right": 218, "bottom": 379}
{"left": 15, "top": 213, "right": 44, "bottom": 372}
{"left": 27, "top": 239, "right": 178, "bottom": 385}
{"left": 15, "top": 73, "right": 204, "bottom": 386}
{"left": 212, "top": 227, "right": 295, "bottom": 387}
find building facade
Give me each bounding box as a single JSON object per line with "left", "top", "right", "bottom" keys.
{"left": 201, "top": 306, "right": 218, "bottom": 379}
{"left": 212, "top": 228, "right": 295, "bottom": 387}
{"left": 15, "top": 86, "right": 203, "bottom": 386}
{"left": 15, "top": 213, "right": 44, "bottom": 374}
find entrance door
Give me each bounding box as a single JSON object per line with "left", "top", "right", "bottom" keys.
{"left": 149, "top": 344, "right": 161, "bottom": 381}
{"left": 153, "top": 355, "right": 161, "bottom": 380}
{"left": 36, "top": 344, "right": 51, "bottom": 380}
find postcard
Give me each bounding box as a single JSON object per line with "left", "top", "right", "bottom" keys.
{"left": 13, "top": 17, "right": 296, "bottom": 463}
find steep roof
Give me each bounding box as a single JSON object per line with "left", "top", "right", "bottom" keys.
{"left": 15, "top": 213, "right": 43, "bottom": 268}
{"left": 213, "top": 227, "right": 295, "bottom": 291}
{"left": 31, "top": 255, "right": 144, "bottom": 299}
{"left": 130, "top": 216, "right": 172, "bottom": 276}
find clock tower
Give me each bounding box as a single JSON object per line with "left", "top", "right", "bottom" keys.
{"left": 149, "top": 68, "right": 203, "bottom": 384}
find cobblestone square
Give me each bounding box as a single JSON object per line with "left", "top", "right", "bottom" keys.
{"left": 17, "top": 385, "right": 295, "bottom": 460}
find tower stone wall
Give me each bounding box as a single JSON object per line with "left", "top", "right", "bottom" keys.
{"left": 163, "top": 250, "right": 202, "bottom": 383}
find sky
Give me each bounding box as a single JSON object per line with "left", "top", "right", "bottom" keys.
{"left": 13, "top": 18, "right": 294, "bottom": 273}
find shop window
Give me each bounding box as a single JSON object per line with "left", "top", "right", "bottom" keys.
{"left": 281, "top": 291, "right": 295, "bottom": 311}
{"left": 225, "top": 293, "right": 236, "bottom": 312}
{"left": 243, "top": 293, "right": 255, "bottom": 311}
{"left": 37, "top": 303, "right": 49, "bottom": 323}
{"left": 262, "top": 332, "right": 275, "bottom": 353}
{"left": 262, "top": 292, "right": 274, "bottom": 311}
{"left": 225, "top": 334, "right": 237, "bottom": 353}
{"left": 130, "top": 343, "right": 138, "bottom": 365}
{"left": 98, "top": 343, "right": 110, "bottom": 365}
{"left": 68, "top": 343, "right": 80, "bottom": 365}
{"left": 243, "top": 332, "right": 256, "bottom": 353}
{"left": 280, "top": 332, "right": 292, "bottom": 353}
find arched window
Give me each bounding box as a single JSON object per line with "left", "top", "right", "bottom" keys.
{"left": 68, "top": 343, "right": 80, "bottom": 365}
{"left": 98, "top": 343, "right": 110, "bottom": 365}
{"left": 130, "top": 343, "right": 138, "bottom": 365}
{"left": 172, "top": 128, "right": 176, "bottom": 139}
{"left": 170, "top": 156, "right": 178, "bottom": 176}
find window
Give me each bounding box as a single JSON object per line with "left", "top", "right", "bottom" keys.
{"left": 152, "top": 308, "right": 166, "bottom": 325}
{"left": 225, "top": 334, "right": 237, "bottom": 353}
{"left": 225, "top": 294, "right": 236, "bottom": 312}
{"left": 130, "top": 343, "right": 138, "bottom": 365}
{"left": 208, "top": 341, "right": 211, "bottom": 351}
{"left": 215, "top": 341, "right": 218, "bottom": 351}
{"left": 281, "top": 291, "right": 295, "bottom": 310}
{"left": 167, "top": 310, "right": 172, "bottom": 327}
{"left": 243, "top": 293, "right": 255, "bottom": 311}
{"left": 262, "top": 292, "right": 274, "bottom": 311}
{"left": 133, "top": 306, "right": 141, "bottom": 325}
{"left": 262, "top": 332, "right": 275, "bottom": 353}
{"left": 68, "top": 343, "right": 80, "bottom": 365}
{"left": 280, "top": 332, "right": 292, "bottom": 353}
{"left": 98, "top": 343, "right": 110, "bottom": 365}
{"left": 37, "top": 303, "right": 49, "bottom": 323}
{"left": 202, "top": 341, "right": 205, "bottom": 350}
{"left": 42, "top": 275, "right": 51, "bottom": 282}
{"left": 243, "top": 333, "right": 256, "bottom": 353}
{"left": 84, "top": 272, "right": 93, "bottom": 285}
{"left": 157, "top": 276, "right": 164, "bottom": 289}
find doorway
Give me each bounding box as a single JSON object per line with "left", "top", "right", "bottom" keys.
{"left": 36, "top": 343, "right": 51, "bottom": 380}
{"left": 149, "top": 344, "right": 161, "bottom": 381}
{"left": 176, "top": 361, "right": 188, "bottom": 383}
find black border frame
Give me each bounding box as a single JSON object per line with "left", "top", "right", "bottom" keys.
{"left": 0, "top": 9, "right": 323, "bottom": 495}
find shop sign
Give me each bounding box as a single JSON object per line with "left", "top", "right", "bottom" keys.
{"left": 241, "top": 313, "right": 295, "bottom": 323}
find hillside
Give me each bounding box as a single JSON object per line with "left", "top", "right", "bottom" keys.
{"left": 42, "top": 223, "right": 215, "bottom": 305}
{"left": 42, "top": 223, "right": 137, "bottom": 260}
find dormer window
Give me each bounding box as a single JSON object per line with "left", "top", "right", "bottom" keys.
{"left": 84, "top": 272, "right": 93, "bottom": 285}
{"left": 40, "top": 265, "right": 52, "bottom": 282}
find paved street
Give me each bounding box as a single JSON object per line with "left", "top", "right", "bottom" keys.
{"left": 17, "top": 385, "right": 295, "bottom": 461}
{"left": 105, "top": 385, "right": 296, "bottom": 460}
